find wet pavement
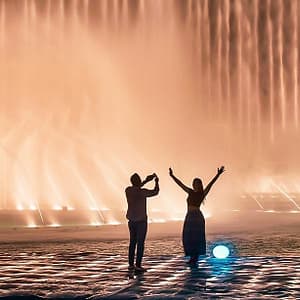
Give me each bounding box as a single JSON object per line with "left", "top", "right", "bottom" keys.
{"left": 0, "top": 239, "right": 299, "bottom": 299}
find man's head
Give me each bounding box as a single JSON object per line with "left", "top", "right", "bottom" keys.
{"left": 130, "top": 173, "right": 142, "bottom": 187}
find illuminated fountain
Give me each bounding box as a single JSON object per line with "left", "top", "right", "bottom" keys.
{"left": 0, "top": 0, "right": 299, "bottom": 227}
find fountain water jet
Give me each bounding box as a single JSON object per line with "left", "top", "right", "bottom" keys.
{"left": 0, "top": 0, "right": 299, "bottom": 227}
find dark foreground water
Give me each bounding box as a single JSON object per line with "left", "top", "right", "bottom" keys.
{"left": 0, "top": 232, "right": 299, "bottom": 300}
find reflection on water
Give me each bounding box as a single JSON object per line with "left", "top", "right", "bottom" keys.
{"left": 0, "top": 239, "right": 299, "bottom": 299}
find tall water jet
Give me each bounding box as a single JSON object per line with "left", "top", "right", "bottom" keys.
{"left": 0, "top": 0, "right": 300, "bottom": 226}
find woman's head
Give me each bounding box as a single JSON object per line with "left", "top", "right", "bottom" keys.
{"left": 192, "top": 178, "right": 203, "bottom": 192}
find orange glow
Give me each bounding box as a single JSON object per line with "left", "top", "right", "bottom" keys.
{"left": 106, "top": 220, "right": 121, "bottom": 225}
{"left": 203, "top": 212, "right": 212, "bottom": 219}
{"left": 53, "top": 205, "right": 62, "bottom": 211}
{"left": 27, "top": 224, "right": 37, "bottom": 228}
{"left": 0, "top": 0, "right": 299, "bottom": 226}
{"left": 90, "top": 221, "right": 102, "bottom": 226}
{"left": 89, "top": 207, "right": 99, "bottom": 211}
{"left": 49, "top": 223, "right": 61, "bottom": 227}
{"left": 16, "top": 204, "right": 24, "bottom": 211}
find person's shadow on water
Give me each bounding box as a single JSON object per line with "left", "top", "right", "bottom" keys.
{"left": 176, "top": 264, "right": 208, "bottom": 296}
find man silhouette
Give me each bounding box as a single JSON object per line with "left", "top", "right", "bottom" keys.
{"left": 125, "top": 173, "right": 159, "bottom": 272}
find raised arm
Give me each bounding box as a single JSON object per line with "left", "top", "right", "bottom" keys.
{"left": 169, "top": 168, "right": 191, "bottom": 193}
{"left": 141, "top": 173, "right": 156, "bottom": 186}
{"left": 143, "top": 175, "right": 160, "bottom": 197}
{"left": 203, "top": 166, "right": 225, "bottom": 197}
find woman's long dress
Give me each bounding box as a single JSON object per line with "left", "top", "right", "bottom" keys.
{"left": 182, "top": 191, "right": 206, "bottom": 257}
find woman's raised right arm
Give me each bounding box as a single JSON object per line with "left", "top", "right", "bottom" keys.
{"left": 169, "top": 168, "right": 191, "bottom": 193}
{"left": 203, "top": 166, "right": 225, "bottom": 197}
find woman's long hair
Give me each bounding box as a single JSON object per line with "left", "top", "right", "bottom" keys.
{"left": 193, "top": 178, "right": 206, "bottom": 205}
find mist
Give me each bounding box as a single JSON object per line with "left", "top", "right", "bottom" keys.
{"left": 0, "top": 0, "right": 299, "bottom": 225}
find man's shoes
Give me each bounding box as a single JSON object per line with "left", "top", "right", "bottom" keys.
{"left": 128, "top": 265, "right": 135, "bottom": 271}
{"left": 135, "top": 265, "right": 147, "bottom": 272}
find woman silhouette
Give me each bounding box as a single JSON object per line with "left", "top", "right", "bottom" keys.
{"left": 169, "top": 166, "right": 225, "bottom": 264}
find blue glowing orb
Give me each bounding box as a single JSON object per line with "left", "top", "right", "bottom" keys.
{"left": 212, "top": 245, "right": 230, "bottom": 259}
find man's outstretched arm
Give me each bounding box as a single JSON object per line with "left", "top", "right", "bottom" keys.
{"left": 141, "top": 173, "right": 156, "bottom": 186}
{"left": 143, "top": 176, "right": 160, "bottom": 197}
